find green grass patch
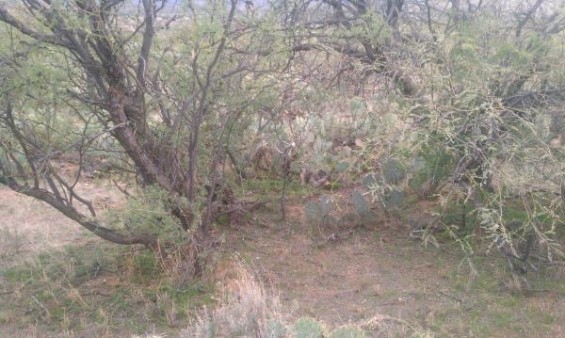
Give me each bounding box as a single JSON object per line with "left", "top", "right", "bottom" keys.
{"left": 0, "top": 242, "right": 215, "bottom": 336}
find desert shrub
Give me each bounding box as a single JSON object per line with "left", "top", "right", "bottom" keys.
{"left": 291, "top": 317, "right": 325, "bottom": 338}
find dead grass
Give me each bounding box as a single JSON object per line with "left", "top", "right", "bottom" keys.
{"left": 0, "top": 237, "right": 213, "bottom": 337}
{"left": 181, "top": 259, "right": 286, "bottom": 337}
{"left": 0, "top": 187, "right": 95, "bottom": 269}
{"left": 217, "top": 191, "right": 565, "bottom": 337}
{"left": 1, "top": 183, "right": 564, "bottom": 337}
{"left": 0, "top": 184, "right": 212, "bottom": 337}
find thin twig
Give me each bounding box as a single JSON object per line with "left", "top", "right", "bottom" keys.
{"left": 31, "top": 295, "right": 47, "bottom": 313}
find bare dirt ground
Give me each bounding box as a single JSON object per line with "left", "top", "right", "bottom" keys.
{"left": 0, "top": 181, "right": 125, "bottom": 267}
{"left": 224, "top": 199, "right": 565, "bottom": 337}
{"left": 1, "top": 185, "right": 564, "bottom": 337}
{"left": 0, "top": 186, "right": 94, "bottom": 268}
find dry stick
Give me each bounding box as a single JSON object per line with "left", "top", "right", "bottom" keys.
{"left": 112, "top": 179, "right": 131, "bottom": 197}
{"left": 31, "top": 295, "right": 47, "bottom": 314}
{"left": 280, "top": 171, "right": 289, "bottom": 222}
{"left": 226, "top": 147, "right": 246, "bottom": 179}
{"left": 363, "top": 314, "right": 418, "bottom": 332}
{"left": 438, "top": 289, "right": 463, "bottom": 303}
{"left": 500, "top": 288, "right": 565, "bottom": 295}
{"left": 279, "top": 147, "right": 293, "bottom": 222}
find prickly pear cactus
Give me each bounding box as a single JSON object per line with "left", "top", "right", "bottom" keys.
{"left": 320, "top": 194, "right": 333, "bottom": 216}
{"left": 381, "top": 158, "right": 405, "bottom": 185}
{"left": 292, "top": 317, "right": 324, "bottom": 338}
{"left": 352, "top": 190, "right": 370, "bottom": 218}
{"left": 306, "top": 195, "right": 334, "bottom": 226}
{"left": 382, "top": 189, "right": 405, "bottom": 210}
{"left": 305, "top": 200, "right": 323, "bottom": 224}
{"left": 362, "top": 173, "right": 378, "bottom": 189}
{"left": 267, "top": 319, "right": 287, "bottom": 338}
{"left": 328, "top": 326, "right": 367, "bottom": 338}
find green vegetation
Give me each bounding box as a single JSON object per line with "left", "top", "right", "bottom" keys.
{"left": 0, "top": 243, "right": 214, "bottom": 336}
{"left": 0, "top": 0, "right": 564, "bottom": 336}
{"left": 292, "top": 317, "right": 325, "bottom": 338}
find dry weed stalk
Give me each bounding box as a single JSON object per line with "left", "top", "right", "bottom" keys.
{"left": 181, "top": 259, "right": 283, "bottom": 337}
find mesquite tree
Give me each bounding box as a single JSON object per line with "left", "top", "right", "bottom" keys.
{"left": 266, "top": 0, "right": 565, "bottom": 274}
{"left": 1, "top": 0, "right": 564, "bottom": 279}
{"left": 0, "top": 0, "right": 285, "bottom": 265}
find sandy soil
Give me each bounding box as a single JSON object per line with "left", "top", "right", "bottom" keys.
{"left": 0, "top": 181, "right": 123, "bottom": 268}
{"left": 0, "top": 187, "right": 90, "bottom": 267}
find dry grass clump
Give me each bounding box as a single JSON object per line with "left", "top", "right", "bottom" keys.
{"left": 362, "top": 314, "right": 434, "bottom": 338}
{"left": 181, "top": 261, "right": 284, "bottom": 338}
